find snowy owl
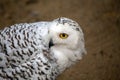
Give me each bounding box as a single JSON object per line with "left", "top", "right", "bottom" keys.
{"left": 0, "top": 17, "right": 86, "bottom": 80}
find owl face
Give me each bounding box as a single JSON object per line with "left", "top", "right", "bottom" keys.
{"left": 48, "top": 17, "right": 86, "bottom": 72}
{"left": 49, "top": 23, "right": 81, "bottom": 50}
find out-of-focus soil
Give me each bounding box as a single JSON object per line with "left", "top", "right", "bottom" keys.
{"left": 0, "top": 0, "right": 120, "bottom": 80}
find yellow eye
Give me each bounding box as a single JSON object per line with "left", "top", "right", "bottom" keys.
{"left": 59, "top": 33, "right": 69, "bottom": 39}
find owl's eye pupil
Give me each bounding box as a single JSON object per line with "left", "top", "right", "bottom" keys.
{"left": 62, "top": 34, "right": 65, "bottom": 37}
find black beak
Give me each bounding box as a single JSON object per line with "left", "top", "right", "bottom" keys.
{"left": 49, "top": 39, "right": 54, "bottom": 48}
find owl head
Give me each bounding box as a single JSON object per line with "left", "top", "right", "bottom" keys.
{"left": 48, "top": 17, "right": 86, "bottom": 72}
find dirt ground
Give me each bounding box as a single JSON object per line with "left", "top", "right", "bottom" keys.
{"left": 0, "top": 0, "right": 120, "bottom": 80}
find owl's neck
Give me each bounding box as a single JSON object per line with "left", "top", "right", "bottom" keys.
{"left": 51, "top": 46, "right": 80, "bottom": 73}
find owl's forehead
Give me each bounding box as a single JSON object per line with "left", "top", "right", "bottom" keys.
{"left": 54, "top": 17, "right": 78, "bottom": 26}
{"left": 50, "top": 24, "right": 70, "bottom": 32}
{"left": 53, "top": 17, "right": 80, "bottom": 31}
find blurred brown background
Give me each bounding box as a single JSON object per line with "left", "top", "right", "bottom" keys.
{"left": 0, "top": 0, "right": 120, "bottom": 80}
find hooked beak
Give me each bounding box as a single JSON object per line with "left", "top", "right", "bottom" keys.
{"left": 49, "top": 39, "right": 54, "bottom": 48}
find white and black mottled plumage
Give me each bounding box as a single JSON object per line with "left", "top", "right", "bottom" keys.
{"left": 0, "top": 17, "right": 86, "bottom": 80}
